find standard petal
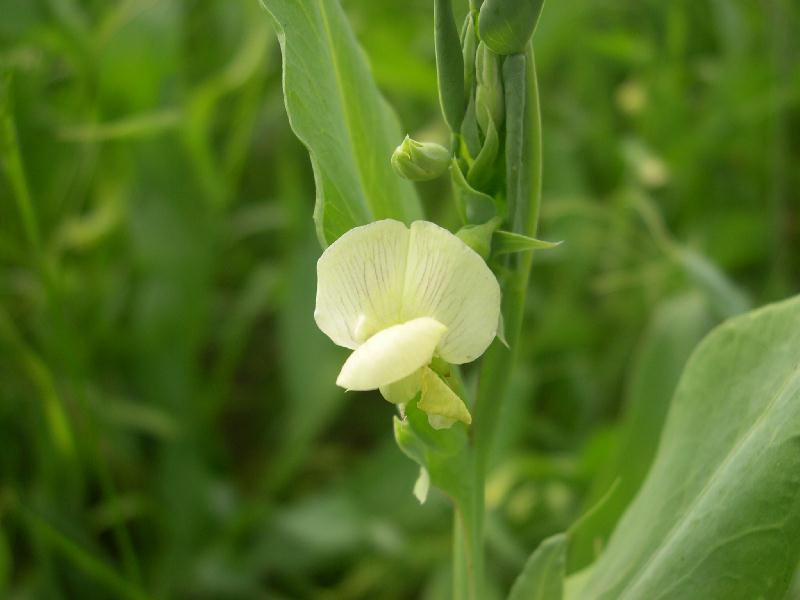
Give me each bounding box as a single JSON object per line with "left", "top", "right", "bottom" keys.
{"left": 315, "top": 220, "right": 409, "bottom": 349}
{"left": 402, "top": 221, "right": 501, "bottom": 363}
{"left": 336, "top": 317, "right": 447, "bottom": 390}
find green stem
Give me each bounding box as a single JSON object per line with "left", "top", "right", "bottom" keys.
{"left": 453, "top": 507, "right": 469, "bottom": 599}
{"left": 455, "top": 47, "right": 542, "bottom": 599}
{"left": 453, "top": 485, "right": 484, "bottom": 600}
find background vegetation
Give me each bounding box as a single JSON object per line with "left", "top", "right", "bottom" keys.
{"left": 0, "top": 0, "right": 798, "bottom": 598}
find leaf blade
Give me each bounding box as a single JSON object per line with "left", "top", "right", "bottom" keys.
{"left": 575, "top": 295, "right": 800, "bottom": 600}
{"left": 262, "top": 0, "right": 422, "bottom": 245}
{"left": 568, "top": 293, "right": 714, "bottom": 569}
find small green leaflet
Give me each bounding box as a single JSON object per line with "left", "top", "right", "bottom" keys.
{"left": 493, "top": 230, "right": 561, "bottom": 255}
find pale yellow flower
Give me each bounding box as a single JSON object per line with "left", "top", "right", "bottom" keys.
{"left": 314, "top": 219, "right": 501, "bottom": 428}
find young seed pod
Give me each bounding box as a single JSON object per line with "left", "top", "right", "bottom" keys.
{"left": 478, "top": 0, "right": 545, "bottom": 55}
{"left": 475, "top": 42, "right": 504, "bottom": 134}
{"left": 435, "top": 0, "right": 466, "bottom": 132}
{"left": 391, "top": 136, "right": 451, "bottom": 181}
{"left": 503, "top": 52, "right": 528, "bottom": 232}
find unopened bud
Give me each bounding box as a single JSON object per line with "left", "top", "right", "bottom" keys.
{"left": 475, "top": 42, "right": 504, "bottom": 134}
{"left": 461, "top": 13, "right": 478, "bottom": 93}
{"left": 478, "top": 0, "right": 545, "bottom": 55}
{"left": 391, "top": 136, "right": 450, "bottom": 181}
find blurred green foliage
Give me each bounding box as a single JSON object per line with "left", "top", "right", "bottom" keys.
{"left": 0, "top": 0, "right": 797, "bottom": 599}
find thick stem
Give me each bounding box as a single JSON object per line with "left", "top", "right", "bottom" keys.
{"left": 456, "top": 47, "right": 542, "bottom": 598}
{"left": 453, "top": 485, "right": 484, "bottom": 600}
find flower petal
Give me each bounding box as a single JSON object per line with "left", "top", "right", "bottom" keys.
{"left": 417, "top": 367, "right": 472, "bottom": 429}
{"left": 315, "top": 219, "right": 409, "bottom": 349}
{"left": 315, "top": 219, "right": 501, "bottom": 364}
{"left": 379, "top": 368, "right": 422, "bottom": 404}
{"left": 402, "top": 221, "right": 500, "bottom": 363}
{"left": 413, "top": 467, "right": 430, "bottom": 504}
{"left": 336, "top": 317, "right": 447, "bottom": 391}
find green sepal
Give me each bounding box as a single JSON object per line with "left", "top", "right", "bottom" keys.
{"left": 393, "top": 397, "right": 470, "bottom": 500}
{"left": 478, "top": 0, "right": 545, "bottom": 55}
{"left": 450, "top": 159, "right": 499, "bottom": 224}
{"left": 435, "top": 0, "right": 467, "bottom": 132}
{"left": 456, "top": 217, "right": 502, "bottom": 259}
{"left": 393, "top": 415, "right": 429, "bottom": 466}
{"left": 429, "top": 355, "right": 453, "bottom": 378}
{"left": 460, "top": 93, "right": 482, "bottom": 160}
{"left": 467, "top": 116, "right": 499, "bottom": 190}
{"left": 493, "top": 230, "right": 561, "bottom": 255}
{"left": 496, "top": 311, "right": 509, "bottom": 348}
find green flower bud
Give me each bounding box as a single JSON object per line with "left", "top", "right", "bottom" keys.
{"left": 391, "top": 136, "right": 451, "bottom": 181}
{"left": 475, "top": 42, "right": 504, "bottom": 134}
{"left": 478, "top": 0, "right": 545, "bottom": 55}
{"left": 461, "top": 12, "right": 478, "bottom": 93}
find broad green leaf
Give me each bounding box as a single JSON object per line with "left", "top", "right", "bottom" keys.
{"left": 569, "top": 293, "right": 714, "bottom": 569}
{"left": 508, "top": 533, "right": 567, "bottom": 600}
{"left": 261, "top": 0, "right": 422, "bottom": 246}
{"left": 790, "top": 566, "right": 800, "bottom": 598}
{"left": 570, "top": 294, "right": 800, "bottom": 600}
